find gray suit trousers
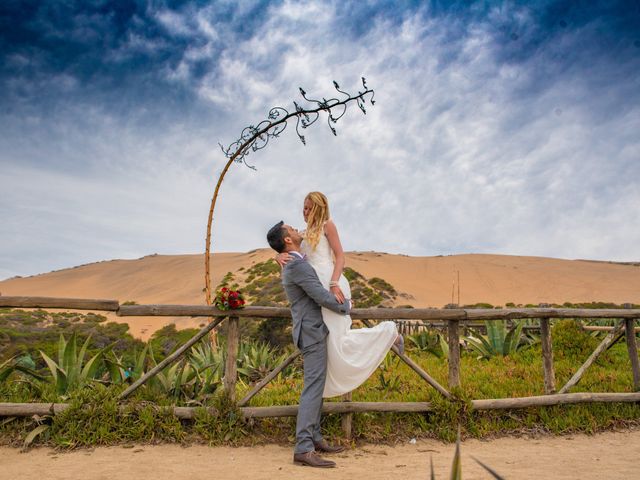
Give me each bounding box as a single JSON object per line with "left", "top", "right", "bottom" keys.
{"left": 295, "top": 339, "right": 327, "bottom": 453}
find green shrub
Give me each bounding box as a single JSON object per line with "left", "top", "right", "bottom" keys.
{"left": 48, "top": 384, "right": 185, "bottom": 447}
{"left": 552, "top": 320, "right": 599, "bottom": 360}
{"left": 192, "top": 392, "right": 247, "bottom": 444}
{"left": 149, "top": 324, "right": 199, "bottom": 360}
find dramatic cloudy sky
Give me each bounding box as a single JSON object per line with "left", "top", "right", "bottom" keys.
{"left": 1, "top": 1, "right": 639, "bottom": 279}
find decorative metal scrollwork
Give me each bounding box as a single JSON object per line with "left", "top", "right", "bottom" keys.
{"left": 204, "top": 78, "right": 375, "bottom": 313}
{"left": 219, "top": 78, "right": 375, "bottom": 169}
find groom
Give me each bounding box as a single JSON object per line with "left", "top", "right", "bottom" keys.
{"left": 267, "top": 221, "right": 350, "bottom": 468}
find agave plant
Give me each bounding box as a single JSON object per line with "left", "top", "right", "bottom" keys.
{"left": 377, "top": 354, "right": 401, "bottom": 392}
{"left": 103, "top": 342, "right": 224, "bottom": 400}
{"left": 464, "top": 321, "right": 528, "bottom": 360}
{"left": 103, "top": 352, "right": 128, "bottom": 384}
{"left": 153, "top": 359, "right": 197, "bottom": 400}
{"left": 238, "top": 341, "right": 288, "bottom": 383}
{"left": 150, "top": 343, "right": 225, "bottom": 400}
{"left": 189, "top": 341, "right": 224, "bottom": 397}
{"left": 103, "top": 345, "right": 150, "bottom": 384}
{"left": 408, "top": 330, "right": 449, "bottom": 359}
{"left": 39, "top": 332, "right": 113, "bottom": 395}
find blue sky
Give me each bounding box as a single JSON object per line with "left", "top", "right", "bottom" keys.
{"left": 1, "top": 0, "right": 639, "bottom": 279}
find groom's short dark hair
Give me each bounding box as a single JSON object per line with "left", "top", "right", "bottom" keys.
{"left": 267, "top": 221, "right": 287, "bottom": 253}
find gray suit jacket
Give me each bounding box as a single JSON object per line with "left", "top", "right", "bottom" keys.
{"left": 282, "top": 256, "right": 351, "bottom": 349}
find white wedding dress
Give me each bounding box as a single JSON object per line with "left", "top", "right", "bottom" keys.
{"left": 301, "top": 233, "right": 398, "bottom": 398}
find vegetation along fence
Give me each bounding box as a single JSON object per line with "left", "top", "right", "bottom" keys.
{"left": 1, "top": 296, "right": 640, "bottom": 435}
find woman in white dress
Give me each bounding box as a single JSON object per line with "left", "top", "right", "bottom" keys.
{"left": 277, "top": 191, "right": 403, "bottom": 398}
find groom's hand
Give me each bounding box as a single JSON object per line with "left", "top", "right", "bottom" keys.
{"left": 330, "top": 285, "right": 346, "bottom": 303}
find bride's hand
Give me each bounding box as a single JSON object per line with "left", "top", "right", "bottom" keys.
{"left": 330, "top": 285, "right": 346, "bottom": 303}
{"left": 275, "top": 252, "right": 292, "bottom": 267}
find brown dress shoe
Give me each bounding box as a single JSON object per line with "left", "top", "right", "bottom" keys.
{"left": 313, "top": 440, "right": 346, "bottom": 454}
{"left": 293, "top": 450, "right": 336, "bottom": 468}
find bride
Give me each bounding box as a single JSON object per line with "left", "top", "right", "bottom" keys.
{"left": 277, "top": 191, "right": 403, "bottom": 398}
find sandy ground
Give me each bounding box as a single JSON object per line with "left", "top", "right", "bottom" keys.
{"left": 1, "top": 250, "right": 639, "bottom": 340}
{"left": 2, "top": 430, "right": 640, "bottom": 480}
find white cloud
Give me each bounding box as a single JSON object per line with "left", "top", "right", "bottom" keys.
{"left": 1, "top": 1, "right": 639, "bottom": 279}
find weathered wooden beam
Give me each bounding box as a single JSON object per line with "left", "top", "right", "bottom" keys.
{"left": 540, "top": 318, "right": 556, "bottom": 394}
{"left": 0, "top": 402, "right": 69, "bottom": 416}
{"left": 114, "top": 306, "right": 640, "bottom": 320}
{"left": 0, "top": 296, "right": 119, "bottom": 311}
{"left": 118, "top": 305, "right": 638, "bottom": 320}
{"left": 2, "top": 296, "right": 640, "bottom": 320}
{"left": 4, "top": 392, "right": 640, "bottom": 419}
{"left": 624, "top": 318, "right": 640, "bottom": 391}
{"left": 0, "top": 401, "right": 435, "bottom": 418}
{"left": 242, "top": 392, "right": 640, "bottom": 416}
{"left": 0, "top": 402, "right": 218, "bottom": 419}
{"left": 119, "top": 316, "right": 227, "bottom": 399}
{"left": 116, "top": 305, "right": 468, "bottom": 320}
{"left": 238, "top": 349, "right": 301, "bottom": 407}
{"left": 172, "top": 406, "right": 219, "bottom": 419}
{"left": 583, "top": 325, "right": 640, "bottom": 332}
{"left": 223, "top": 316, "right": 240, "bottom": 402}
{"left": 448, "top": 319, "right": 461, "bottom": 388}
{"left": 241, "top": 401, "right": 435, "bottom": 418}
{"left": 361, "top": 319, "right": 451, "bottom": 399}
{"left": 465, "top": 308, "right": 640, "bottom": 320}
{"left": 558, "top": 321, "right": 626, "bottom": 394}
{"left": 117, "top": 304, "right": 291, "bottom": 318}
{"left": 352, "top": 308, "right": 466, "bottom": 320}
{"left": 471, "top": 391, "right": 640, "bottom": 410}
{"left": 341, "top": 391, "right": 353, "bottom": 439}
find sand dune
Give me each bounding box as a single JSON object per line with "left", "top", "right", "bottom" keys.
{"left": 1, "top": 250, "right": 639, "bottom": 339}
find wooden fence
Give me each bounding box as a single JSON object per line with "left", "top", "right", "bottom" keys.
{"left": 1, "top": 296, "right": 640, "bottom": 430}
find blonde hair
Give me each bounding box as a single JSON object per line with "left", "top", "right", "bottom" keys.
{"left": 304, "top": 191, "right": 330, "bottom": 250}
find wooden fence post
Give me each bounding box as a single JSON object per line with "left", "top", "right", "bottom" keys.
{"left": 540, "top": 318, "right": 556, "bottom": 394}
{"left": 341, "top": 392, "right": 353, "bottom": 439}
{"left": 448, "top": 319, "right": 460, "bottom": 388}
{"left": 623, "top": 303, "right": 640, "bottom": 391}
{"left": 224, "top": 316, "right": 240, "bottom": 402}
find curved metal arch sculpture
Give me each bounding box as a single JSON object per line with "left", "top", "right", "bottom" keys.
{"left": 205, "top": 78, "right": 375, "bottom": 306}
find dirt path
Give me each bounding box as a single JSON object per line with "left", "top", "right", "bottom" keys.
{"left": 2, "top": 429, "right": 639, "bottom": 480}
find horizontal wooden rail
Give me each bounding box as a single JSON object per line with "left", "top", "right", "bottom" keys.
{"left": 584, "top": 326, "right": 640, "bottom": 332}
{"left": 118, "top": 304, "right": 290, "bottom": 318}
{"left": 3, "top": 392, "right": 640, "bottom": 419}
{"left": 0, "top": 402, "right": 218, "bottom": 420}
{"left": 117, "top": 305, "right": 640, "bottom": 320}
{"left": 0, "top": 296, "right": 119, "bottom": 311}
{"left": 2, "top": 296, "right": 640, "bottom": 320}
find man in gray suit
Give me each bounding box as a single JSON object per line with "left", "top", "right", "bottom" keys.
{"left": 267, "top": 221, "right": 350, "bottom": 468}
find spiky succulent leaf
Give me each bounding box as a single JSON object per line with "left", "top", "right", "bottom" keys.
{"left": 472, "top": 456, "right": 506, "bottom": 479}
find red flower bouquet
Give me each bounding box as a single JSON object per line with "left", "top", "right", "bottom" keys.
{"left": 214, "top": 287, "right": 246, "bottom": 311}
